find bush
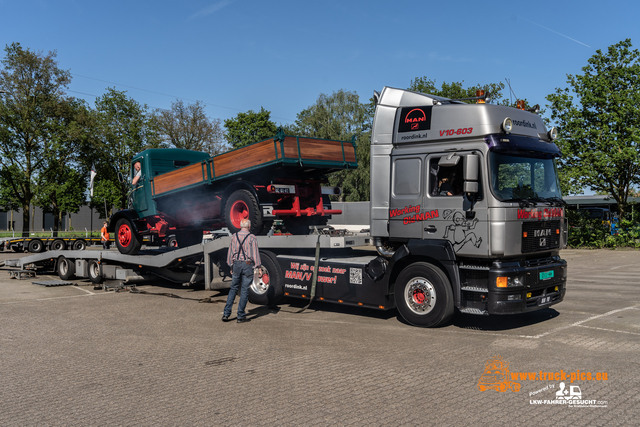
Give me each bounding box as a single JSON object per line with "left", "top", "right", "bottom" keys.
{"left": 567, "top": 210, "right": 640, "bottom": 249}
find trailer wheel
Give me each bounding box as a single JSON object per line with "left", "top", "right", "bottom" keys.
{"left": 51, "top": 239, "right": 66, "bottom": 251}
{"left": 394, "top": 262, "right": 454, "bottom": 327}
{"left": 248, "top": 251, "right": 283, "bottom": 306}
{"left": 88, "top": 260, "right": 103, "bottom": 284}
{"left": 224, "top": 189, "right": 262, "bottom": 234}
{"left": 28, "top": 239, "right": 45, "bottom": 253}
{"left": 72, "top": 239, "right": 87, "bottom": 251}
{"left": 115, "top": 218, "right": 142, "bottom": 255}
{"left": 57, "top": 256, "right": 76, "bottom": 280}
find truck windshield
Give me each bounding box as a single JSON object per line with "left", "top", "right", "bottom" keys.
{"left": 489, "top": 152, "right": 562, "bottom": 202}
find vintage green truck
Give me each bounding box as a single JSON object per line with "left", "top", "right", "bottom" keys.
{"left": 109, "top": 129, "right": 358, "bottom": 254}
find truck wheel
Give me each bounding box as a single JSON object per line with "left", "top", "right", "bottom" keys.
{"left": 224, "top": 189, "right": 262, "bottom": 234}
{"left": 28, "top": 239, "right": 44, "bottom": 253}
{"left": 51, "top": 239, "right": 66, "bottom": 251}
{"left": 248, "top": 251, "right": 283, "bottom": 306}
{"left": 88, "top": 260, "right": 103, "bottom": 284}
{"left": 115, "top": 218, "right": 142, "bottom": 255}
{"left": 72, "top": 240, "right": 87, "bottom": 251}
{"left": 394, "top": 262, "right": 454, "bottom": 327}
{"left": 166, "top": 235, "right": 178, "bottom": 248}
{"left": 57, "top": 256, "right": 76, "bottom": 280}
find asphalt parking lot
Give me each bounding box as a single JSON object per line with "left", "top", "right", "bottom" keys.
{"left": 1, "top": 248, "right": 639, "bottom": 426}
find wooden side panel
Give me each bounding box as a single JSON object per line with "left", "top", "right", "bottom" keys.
{"left": 282, "top": 137, "right": 299, "bottom": 159}
{"left": 213, "top": 140, "right": 277, "bottom": 178}
{"left": 298, "top": 138, "right": 356, "bottom": 162}
{"left": 153, "top": 163, "right": 205, "bottom": 195}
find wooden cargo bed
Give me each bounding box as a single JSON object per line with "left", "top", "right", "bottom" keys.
{"left": 151, "top": 133, "right": 357, "bottom": 197}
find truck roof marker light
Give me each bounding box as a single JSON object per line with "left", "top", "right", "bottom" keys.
{"left": 548, "top": 127, "right": 558, "bottom": 141}
{"left": 496, "top": 277, "right": 508, "bottom": 288}
{"left": 502, "top": 118, "right": 513, "bottom": 134}
{"left": 476, "top": 90, "right": 486, "bottom": 104}
{"left": 516, "top": 100, "right": 526, "bottom": 110}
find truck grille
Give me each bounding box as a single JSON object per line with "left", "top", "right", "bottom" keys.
{"left": 521, "top": 221, "right": 560, "bottom": 253}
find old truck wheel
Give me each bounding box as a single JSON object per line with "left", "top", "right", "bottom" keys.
{"left": 394, "top": 262, "right": 454, "bottom": 327}
{"left": 166, "top": 235, "right": 178, "bottom": 248}
{"left": 72, "top": 239, "right": 87, "bottom": 251}
{"left": 28, "top": 239, "right": 44, "bottom": 253}
{"left": 115, "top": 218, "right": 142, "bottom": 255}
{"left": 51, "top": 239, "right": 66, "bottom": 251}
{"left": 88, "top": 260, "right": 103, "bottom": 284}
{"left": 248, "top": 251, "right": 283, "bottom": 306}
{"left": 224, "top": 189, "right": 262, "bottom": 234}
{"left": 57, "top": 256, "right": 76, "bottom": 280}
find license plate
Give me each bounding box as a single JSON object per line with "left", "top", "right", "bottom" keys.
{"left": 539, "top": 296, "right": 552, "bottom": 305}
{"left": 540, "top": 270, "right": 554, "bottom": 280}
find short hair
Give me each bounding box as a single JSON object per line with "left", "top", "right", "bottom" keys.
{"left": 240, "top": 219, "right": 251, "bottom": 229}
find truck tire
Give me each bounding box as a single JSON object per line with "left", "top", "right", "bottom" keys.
{"left": 115, "top": 218, "right": 142, "bottom": 255}
{"left": 72, "top": 239, "right": 87, "bottom": 251}
{"left": 394, "top": 262, "right": 454, "bottom": 327}
{"left": 248, "top": 251, "right": 283, "bottom": 306}
{"left": 51, "top": 239, "right": 66, "bottom": 251}
{"left": 224, "top": 189, "right": 262, "bottom": 234}
{"left": 57, "top": 256, "right": 76, "bottom": 280}
{"left": 28, "top": 239, "right": 44, "bottom": 253}
{"left": 166, "top": 235, "right": 178, "bottom": 248}
{"left": 88, "top": 260, "right": 103, "bottom": 284}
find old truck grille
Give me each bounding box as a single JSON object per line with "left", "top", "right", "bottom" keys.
{"left": 521, "top": 220, "right": 561, "bottom": 253}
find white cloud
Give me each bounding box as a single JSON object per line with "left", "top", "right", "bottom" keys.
{"left": 189, "top": 0, "right": 233, "bottom": 19}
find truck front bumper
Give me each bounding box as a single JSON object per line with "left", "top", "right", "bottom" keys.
{"left": 486, "top": 257, "right": 567, "bottom": 315}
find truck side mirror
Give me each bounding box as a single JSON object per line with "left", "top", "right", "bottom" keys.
{"left": 463, "top": 154, "right": 479, "bottom": 193}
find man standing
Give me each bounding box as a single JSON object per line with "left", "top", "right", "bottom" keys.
{"left": 223, "top": 218, "right": 261, "bottom": 323}
{"left": 100, "top": 221, "right": 110, "bottom": 250}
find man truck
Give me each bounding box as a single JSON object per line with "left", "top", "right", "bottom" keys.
{"left": 10, "top": 87, "right": 567, "bottom": 327}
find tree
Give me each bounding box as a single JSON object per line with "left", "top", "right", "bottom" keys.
{"left": 91, "top": 87, "right": 161, "bottom": 215}
{"left": 547, "top": 39, "right": 640, "bottom": 219}
{"left": 409, "top": 77, "right": 507, "bottom": 105}
{"left": 0, "top": 42, "right": 73, "bottom": 235}
{"left": 33, "top": 98, "right": 93, "bottom": 233}
{"left": 290, "top": 89, "right": 373, "bottom": 201}
{"left": 154, "top": 99, "right": 227, "bottom": 155}
{"left": 224, "top": 107, "right": 277, "bottom": 148}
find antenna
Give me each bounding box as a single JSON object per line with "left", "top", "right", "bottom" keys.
{"left": 505, "top": 78, "right": 518, "bottom": 106}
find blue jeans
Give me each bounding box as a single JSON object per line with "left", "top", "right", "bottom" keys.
{"left": 223, "top": 261, "right": 254, "bottom": 319}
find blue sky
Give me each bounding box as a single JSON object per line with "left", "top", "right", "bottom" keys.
{"left": 1, "top": 0, "right": 639, "bottom": 127}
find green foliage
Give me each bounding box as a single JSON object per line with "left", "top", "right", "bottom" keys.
{"left": 409, "top": 77, "right": 507, "bottom": 104}
{"left": 289, "top": 90, "right": 373, "bottom": 201}
{"left": 224, "top": 107, "right": 277, "bottom": 148}
{"left": 546, "top": 39, "right": 640, "bottom": 219}
{"left": 91, "top": 87, "right": 161, "bottom": 211}
{"left": 0, "top": 42, "right": 75, "bottom": 234}
{"left": 567, "top": 209, "right": 640, "bottom": 248}
{"left": 154, "top": 99, "right": 228, "bottom": 155}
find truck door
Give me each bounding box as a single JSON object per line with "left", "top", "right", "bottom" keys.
{"left": 131, "top": 163, "right": 148, "bottom": 213}
{"left": 389, "top": 156, "right": 424, "bottom": 240}
{"left": 424, "top": 152, "right": 488, "bottom": 256}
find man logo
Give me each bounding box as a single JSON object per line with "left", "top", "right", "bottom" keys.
{"left": 404, "top": 108, "right": 427, "bottom": 124}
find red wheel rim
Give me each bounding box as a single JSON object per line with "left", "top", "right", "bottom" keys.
{"left": 413, "top": 289, "right": 426, "bottom": 305}
{"left": 118, "top": 223, "right": 132, "bottom": 247}
{"left": 230, "top": 200, "right": 249, "bottom": 228}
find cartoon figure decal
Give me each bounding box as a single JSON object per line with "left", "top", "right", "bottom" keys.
{"left": 443, "top": 209, "right": 482, "bottom": 252}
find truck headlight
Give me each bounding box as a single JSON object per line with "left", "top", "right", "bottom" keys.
{"left": 496, "top": 276, "right": 524, "bottom": 288}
